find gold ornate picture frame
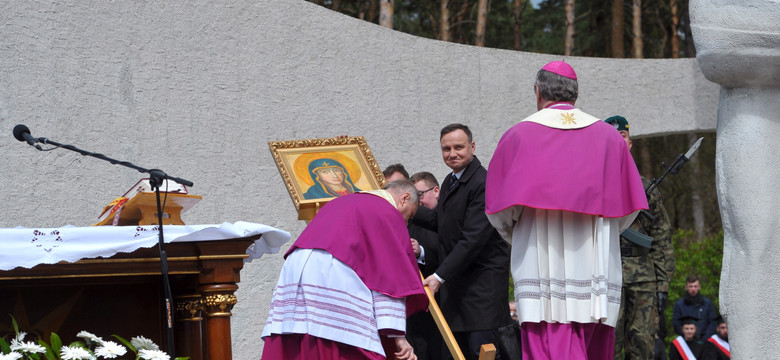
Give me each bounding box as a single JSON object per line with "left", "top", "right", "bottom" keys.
{"left": 268, "top": 136, "right": 386, "bottom": 220}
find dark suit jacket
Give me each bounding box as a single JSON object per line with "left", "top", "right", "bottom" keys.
{"left": 407, "top": 222, "right": 445, "bottom": 360}
{"left": 413, "top": 156, "right": 512, "bottom": 332}
{"left": 409, "top": 222, "right": 442, "bottom": 277}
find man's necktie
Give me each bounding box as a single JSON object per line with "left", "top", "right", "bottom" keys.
{"left": 449, "top": 174, "right": 458, "bottom": 189}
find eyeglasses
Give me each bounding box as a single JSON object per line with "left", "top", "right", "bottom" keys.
{"left": 417, "top": 186, "right": 436, "bottom": 197}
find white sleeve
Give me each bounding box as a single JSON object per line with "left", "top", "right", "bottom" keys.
{"left": 372, "top": 290, "right": 406, "bottom": 332}
{"left": 487, "top": 206, "right": 523, "bottom": 242}
{"left": 618, "top": 209, "right": 640, "bottom": 232}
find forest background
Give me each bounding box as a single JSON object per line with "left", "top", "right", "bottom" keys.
{"left": 307, "top": 0, "right": 724, "bottom": 347}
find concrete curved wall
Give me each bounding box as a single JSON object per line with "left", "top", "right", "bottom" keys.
{"left": 0, "top": 1, "right": 718, "bottom": 357}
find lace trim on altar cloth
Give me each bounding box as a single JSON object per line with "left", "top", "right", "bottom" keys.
{"left": 0, "top": 221, "right": 291, "bottom": 271}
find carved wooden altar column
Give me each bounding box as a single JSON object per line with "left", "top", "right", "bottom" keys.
{"left": 174, "top": 294, "right": 204, "bottom": 360}
{"left": 194, "top": 241, "right": 251, "bottom": 360}
{"left": 200, "top": 284, "right": 238, "bottom": 359}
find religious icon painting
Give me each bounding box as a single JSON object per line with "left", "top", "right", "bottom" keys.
{"left": 268, "top": 136, "right": 385, "bottom": 220}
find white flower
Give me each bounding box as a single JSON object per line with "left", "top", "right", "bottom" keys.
{"left": 130, "top": 336, "right": 159, "bottom": 351}
{"left": 60, "top": 346, "right": 95, "bottom": 360}
{"left": 9, "top": 339, "right": 46, "bottom": 354}
{"left": 76, "top": 331, "right": 104, "bottom": 345}
{"left": 0, "top": 352, "right": 23, "bottom": 360}
{"left": 138, "top": 349, "right": 170, "bottom": 360}
{"left": 14, "top": 331, "right": 26, "bottom": 343}
{"left": 8, "top": 332, "right": 28, "bottom": 351}
{"left": 94, "top": 341, "right": 127, "bottom": 358}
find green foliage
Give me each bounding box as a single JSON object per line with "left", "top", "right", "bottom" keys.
{"left": 11, "top": 315, "right": 19, "bottom": 334}
{"left": 111, "top": 335, "right": 136, "bottom": 354}
{"left": 0, "top": 337, "right": 10, "bottom": 354}
{"left": 663, "top": 230, "right": 723, "bottom": 345}
{"left": 522, "top": 0, "right": 566, "bottom": 54}
{"left": 40, "top": 332, "right": 63, "bottom": 360}
{"left": 311, "top": 0, "right": 696, "bottom": 58}
{"left": 49, "top": 334, "right": 62, "bottom": 353}
{"left": 483, "top": 0, "right": 524, "bottom": 50}
{"left": 394, "top": 0, "right": 438, "bottom": 41}
{"left": 39, "top": 338, "right": 55, "bottom": 360}
{"left": 508, "top": 274, "right": 514, "bottom": 301}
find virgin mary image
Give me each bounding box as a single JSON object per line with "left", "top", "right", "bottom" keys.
{"left": 302, "top": 158, "right": 362, "bottom": 200}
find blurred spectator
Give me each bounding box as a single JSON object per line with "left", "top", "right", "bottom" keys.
{"left": 509, "top": 301, "right": 518, "bottom": 323}
{"left": 384, "top": 163, "right": 410, "bottom": 183}
{"left": 706, "top": 315, "right": 729, "bottom": 359}
{"left": 669, "top": 316, "right": 714, "bottom": 360}
{"left": 672, "top": 275, "right": 717, "bottom": 339}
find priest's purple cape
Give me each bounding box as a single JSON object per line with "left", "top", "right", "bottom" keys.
{"left": 485, "top": 121, "right": 648, "bottom": 217}
{"left": 285, "top": 192, "right": 429, "bottom": 316}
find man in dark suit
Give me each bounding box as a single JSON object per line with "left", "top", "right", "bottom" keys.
{"left": 407, "top": 171, "right": 445, "bottom": 360}
{"left": 413, "top": 123, "right": 512, "bottom": 360}
{"left": 409, "top": 171, "right": 444, "bottom": 279}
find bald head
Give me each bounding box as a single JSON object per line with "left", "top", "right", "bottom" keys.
{"left": 385, "top": 180, "right": 420, "bottom": 221}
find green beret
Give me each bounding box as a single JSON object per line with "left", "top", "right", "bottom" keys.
{"left": 605, "top": 115, "right": 629, "bottom": 132}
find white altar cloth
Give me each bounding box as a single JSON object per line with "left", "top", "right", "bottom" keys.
{"left": 0, "top": 221, "right": 291, "bottom": 271}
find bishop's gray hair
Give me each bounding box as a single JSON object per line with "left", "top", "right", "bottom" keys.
{"left": 385, "top": 179, "right": 419, "bottom": 205}
{"left": 535, "top": 69, "right": 579, "bottom": 103}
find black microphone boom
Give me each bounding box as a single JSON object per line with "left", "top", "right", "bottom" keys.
{"left": 11, "top": 123, "right": 192, "bottom": 357}
{"left": 11, "top": 124, "right": 193, "bottom": 187}
{"left": 12, "top": 124, "right": 42, "bottom": 149}
{"left": 12, "top": 124, "right": 30, "bottom": 142}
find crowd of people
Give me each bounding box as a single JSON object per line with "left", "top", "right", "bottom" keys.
{"left": 259, "top": 62, "right": 729, "bottom": 360}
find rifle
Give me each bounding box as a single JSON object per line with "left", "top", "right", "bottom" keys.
{"left": 622, "top": 137, "right": 704, "bottom": 248}
{"left": 645, "top": 137, "right": 704, "bottom": 199}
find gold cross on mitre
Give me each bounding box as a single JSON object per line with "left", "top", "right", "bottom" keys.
{"left": 561, "top": 112, "right": 576, "bottom": 125}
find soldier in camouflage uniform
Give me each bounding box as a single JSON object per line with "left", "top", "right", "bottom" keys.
{"left": 605, "top": 116, "right": 675, "bottom": 360}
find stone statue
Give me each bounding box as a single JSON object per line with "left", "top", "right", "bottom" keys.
{"left": 689, "top": 1, "right": 780, "bottom": 358}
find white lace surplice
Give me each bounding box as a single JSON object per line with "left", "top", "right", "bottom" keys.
{"left": 261, "top": 248, "right": 406, "bottom": 356}
{"left": 489, "top": 206, "right": 636, "bottom": 327}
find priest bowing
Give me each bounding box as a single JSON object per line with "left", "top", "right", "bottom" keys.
{"left": 261, "top": 180, "right": 428, "bottom": 360}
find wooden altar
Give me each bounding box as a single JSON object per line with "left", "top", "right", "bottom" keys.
{"left": 0, "top": 236, "right": 259, "bottom": 360}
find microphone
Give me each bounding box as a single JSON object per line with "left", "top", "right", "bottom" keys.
{"left": 12, "top": 124, "right": 42, "bottom": 149}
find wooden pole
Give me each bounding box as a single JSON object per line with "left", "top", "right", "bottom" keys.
{"left": 478, "top": 343, "right": 497, "bottom": 360}
{"left": 420, "top": 272, "right": 466, "bottom": 360}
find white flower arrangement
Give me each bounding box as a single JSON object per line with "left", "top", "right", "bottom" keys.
{"left": 9, "top": 332, "right": 47, "bottom": 356}
{"left": 76, "top": 332, "right": 104, "bottom": 346}
{"left": 0, "top": 317, "right": 187, "bottom": 360}
{"left": 0, "top": 352, "right": 23, "bottom": 360}
{"left": 94, "top": 341, "right": 127, "bottom": 359}
{"left": 137, "top": 350, "right": 170, "bottom": 360}
{"left": 60, "top": 346, "right": 95, "bottom": 360}
{"left": 129, "top": 337, "right": 158, "bottom": 352}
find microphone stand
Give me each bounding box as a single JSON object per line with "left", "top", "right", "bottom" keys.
{"left": 33, "top": 136, "right": 188, "bottom": 358}
{"left": 149, "top": 170, "right": 177, "bottom": 360}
